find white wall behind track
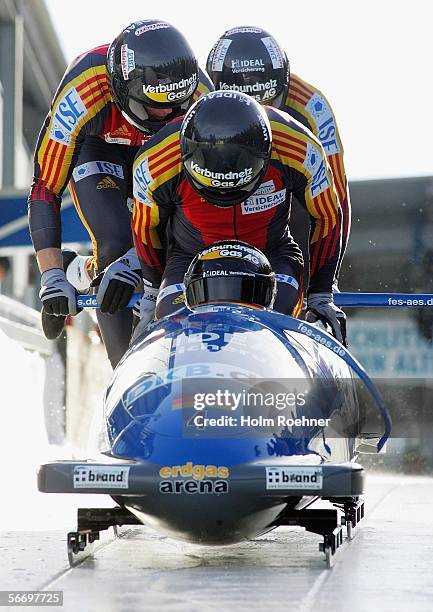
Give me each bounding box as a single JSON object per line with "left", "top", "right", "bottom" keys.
{"left": 0, "top": 328, "right": 53, "bottom": 527}
{"left": 0, "top": 321, "right": 112, "bottom": 531}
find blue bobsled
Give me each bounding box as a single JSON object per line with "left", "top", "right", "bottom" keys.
{"left": 38, "top": 304, "right": 390, "bottom": 565}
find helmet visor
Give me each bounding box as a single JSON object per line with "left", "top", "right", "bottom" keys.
{"left": 186, "top": 274, "right": 275, "bottom": 308}
{"left": 123, "top": 96, "right": 192, "bottom": 132}
{"left": 184, "top": 144, "right": 269, "bottom": 206}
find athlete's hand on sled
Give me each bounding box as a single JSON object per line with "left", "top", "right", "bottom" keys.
{"left": 133, "top": 280, "right": 158, "bottom": 325}
{"left": 93, "top": 248, "right": 142, "bottom": 314}
{"left": 130, "top": 281, "right": 158, "bottom": 344}
{"left": 39, "top": 268, "right": 80, "bottom": 316}
{"left": 306, "top": 292, "right": 347, "bottom": 346}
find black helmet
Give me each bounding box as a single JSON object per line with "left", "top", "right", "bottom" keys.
{"left": 206, "top": 26, "right": 289, "bottom": 107}
{"left": 107, "top": 20, "right": 199, "bottom": 133}
{"left": 180, "top": 91, "right": 272, "bottom": 206}
{"left": 184, "top": 241, "right": 276, "bottom": 309}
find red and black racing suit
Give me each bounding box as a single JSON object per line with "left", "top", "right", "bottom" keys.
{"left": 27, "top": 44, "right": 212, "bottom": 366}
{"left": 131, "top": 104, "right": 342, "bottom": 318}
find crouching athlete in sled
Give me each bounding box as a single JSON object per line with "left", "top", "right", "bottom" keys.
{"left": 98, "top": 91, "right": 347, "bottom": 345}
{"left": 28, "top": 19, "right": 212, "bottom": 368}
{"left": 183, "top": 240, "right": 277, "bottom": 312}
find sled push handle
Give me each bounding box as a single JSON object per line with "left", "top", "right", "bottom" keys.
{"left": 76, "top": 292, "right": 433, "bottom": 309}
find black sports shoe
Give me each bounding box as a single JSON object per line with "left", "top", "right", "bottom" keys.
{"left": 41, "top": 249, "right": 80, "bottom": 340}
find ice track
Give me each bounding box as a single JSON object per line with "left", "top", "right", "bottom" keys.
{"left": 1, "top": 328, "right": 432, "bottom": 611}
{"left": 2, "top": 475, "right": 433, "bottom": 611}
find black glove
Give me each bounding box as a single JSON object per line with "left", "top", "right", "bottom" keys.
{"left": 39, "top": 268, "right": 79, "bottom": 316}
{"left": 94, "top": 248, "right": 141, "bottom": 314}
{"left": 306, "top": 292, "right": 347, "bottom": 346}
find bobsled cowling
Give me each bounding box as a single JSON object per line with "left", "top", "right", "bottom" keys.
{"left": 39, "top": 304, "right": 389, "bottom": 545}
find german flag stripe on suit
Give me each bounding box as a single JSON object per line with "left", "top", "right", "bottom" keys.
{"left": 133, "top": 126, "right": 183, "bottom": 272}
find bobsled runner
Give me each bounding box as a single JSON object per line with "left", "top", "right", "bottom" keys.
{"left": 38, "top": 304, "right": 390, "bottom": 568}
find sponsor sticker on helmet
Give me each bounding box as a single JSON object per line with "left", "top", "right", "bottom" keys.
{"left": 241, "top": 181, "right": 286, "bottom": 215}
{"left": 180, "top": 107, "right": 196, "bottom": 135}
{"left": 210, "top": 38, "right": 232, "bottom": 72}
{"left": 231, "top": 58, "right": 265, "bottom": 74}
{"left": 225, "top": 26, "right": 263, "bottom": 35}
{"left": 305, "top": 93, "right": 341, "bottom": 155}
{"left": 49, "top": 87, "right": 88, "bottom": 145}
{"left": 207, "top": 91, "right": 252, "bottom": 105}
{"left": 200, "top": 243, "right": 260, "bottom": 256}
{"left": 135, "top": 22, "right": 170, "bottom": 36}
{"left": 190, "top": 162, "right": 253, "bottom": 188}
{"left": 108, "top": 44, "right": 115, "bottom": 73}
{"left": 261, "top": 36, "right": 285, "bottom": 69}
{"left": 133, "top": 157, "right": 153, "bottom": 205}
{"left": 201, "top": 249, "right": 259, "bottom": 265}
{"left": 120, "top": 44, "right": 135, "bottom": 80}
{"left": 266, "top": 466, "right": 322, "bottom": 490}
{"left": 199, "top": 243, "right": 261, "bottom": 265}
{"left": 257, "top": 111, "right": 271, "bottom": 140}
{"left": 303, "top": 142, "right": 331, "bottom": 198}
{"left": 143, "top": 74, "right": 197, "bottom": 103}
{"left": 218, "top": 79, "right": 278, "bottom": 101}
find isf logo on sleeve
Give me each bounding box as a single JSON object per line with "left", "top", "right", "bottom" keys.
{"left": 133, "top": 157, "right": 153, "bottom": 205}
{"left": 49, "top": 87, "right": 88, "bottom": 145}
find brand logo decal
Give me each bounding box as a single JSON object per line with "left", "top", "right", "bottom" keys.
{"left": 72, "top": 161, "right": 124, "bottom": 182}
{"left": 261, "top": 36, "right": 284, "bottom": 69}
{"left": 49, "top": 87, "right": 87, "bottom": 145}
{"left": 241, "top": 181, "right": 286, "bottom": 214}
{"left": 306, "top": 94, "right": 340, "bottom": 155}
{"left": 120, "top": 44, "right": 135, "bottom": 80}
{"left": 225, "top": 27, "right": 263, "bottom": 35}
{"left": 143, "top": 74, "right": 197, "bottom": 103}
{"left": 135, "top": 22, "right": 170, "bottom": 36}
{"left": 266, "top": 467, "right": 323, "bottom": 490}
{"left": 190, "top": 162, "right": 253, "bottom": 188}
{"left": 159, "top": 462, "right": 229, "bottom": 494}
{"left": 303, "top": 143, "right": 331, "bottom": 197}
{"left": 73, "top": 465, "right": 130, "bottom": 489}
{"left": 231, "top": 58, "right": 265, "bottom": 74}
{"left": 133, "top": 158, "right": 153, "bottom": 204}
{"left": 200, "top": 244, "right": 260, "bottom": 264}
{"left": 97, "top": 176, "right": 119, "bottom": 190}
{"left": 218, "top": 79, "right": 278, "bottom": 101}
{"left": 210, "top": 39, "right": 232, "bottom": 72}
